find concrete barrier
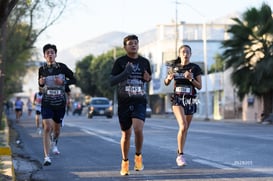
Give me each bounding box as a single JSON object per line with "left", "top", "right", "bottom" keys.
{"left": 0, "top": 116, "right": 15, "bottom": 181}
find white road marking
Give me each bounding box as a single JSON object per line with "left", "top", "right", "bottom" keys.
{"left": 81, "top": 129, "right": 119, "bottom": 144}
{"left": 192, "top": 159, "right": 235, "bottom": 170}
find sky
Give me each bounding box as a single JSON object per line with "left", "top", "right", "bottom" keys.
{"left": 35, "top": 0, "right": 272, "bottom": 52}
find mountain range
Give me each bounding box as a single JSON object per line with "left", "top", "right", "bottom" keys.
{"left": 57, "top": 30, "right": 156, "bottom": 70}
{"left": 57, "top": 12, "right": 238, "bottom": 71}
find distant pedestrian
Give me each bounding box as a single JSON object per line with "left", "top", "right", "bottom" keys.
{"left": 38, "top": 43, "right": 76, "bottom": 166}
{"left": 27, "top": 98, "right": 33, "bottom": 116}
{"left": 164, "top": 45, "right": 202, "bottom": 166}
{"left": 14, "top": 97, "right": 24, "bottom": 122}
{"left": 4, "top": 100, "right": 11, "bottom": 115}
{"left": 110, "top": 34, "right": 152, "bottom": 176}
{"left": 33, "top": 88, "right": 43, "bottom": 135}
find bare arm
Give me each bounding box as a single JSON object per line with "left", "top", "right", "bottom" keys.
{"left": 191, "top": 75, "right": 202, "bottom": 90}
{"left": 164, "top": 73, "right": 174, "bottom": 86}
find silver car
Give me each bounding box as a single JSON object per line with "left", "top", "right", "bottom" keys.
{"left": 87, "top": 97, "right": 113, "bottom": 119}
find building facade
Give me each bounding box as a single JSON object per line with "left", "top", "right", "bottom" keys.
{"left": 139, "top": 22, "right": 260, "bottom": 121}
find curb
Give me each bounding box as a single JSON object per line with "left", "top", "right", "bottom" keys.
{"left": 0, "top": 116, "right": 15, "bottom": 181}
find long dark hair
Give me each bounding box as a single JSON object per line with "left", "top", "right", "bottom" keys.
{"left": 178, "top": 45, "right": 192, "bottom": 54}
{"left": 166, "top": 44, "right": 192, "bottom": 67}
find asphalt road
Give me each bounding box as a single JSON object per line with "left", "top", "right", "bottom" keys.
{"left": 8, "top": 112, "right": 273, "bottom": 181}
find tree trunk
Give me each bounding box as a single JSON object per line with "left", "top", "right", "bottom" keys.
{"left": 0, "top": 20, "right": 7, "bottom": 122}
{"left": 0, "top": 0, "right": 18, "bottom": 121}
{"left": 262, "top": 90, "right": 273, "bottom": 121}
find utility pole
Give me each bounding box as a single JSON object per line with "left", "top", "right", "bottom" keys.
{"left": 178, "top": 2, "right": 209, "bottom": 120}
{"left": 175, "top": 0, "right": 180, "bottom": 57}
{"left": 113, "top": 48, "right": 118, "bottom": 116}
{"left": 203, "top": 20, "right": 209, "bottom": 120}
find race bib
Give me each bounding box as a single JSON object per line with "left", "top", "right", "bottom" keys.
{"left": 43, "top": 88, "right": 66, "bottom": 108}
{"left": 123, "top": 85, "right": 145, "bottom": 96}
{"left": 47, "top": 90, "right": 61, "bottom": 95}
{"left": 175, "top": 85, "right": 193, "bottom": 95}
{"left": 125, "top": 86, "right": 142, "bottom": 93}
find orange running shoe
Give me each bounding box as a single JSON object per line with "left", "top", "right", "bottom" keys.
{"left": 120, "top": 160, "right": 129, "bottom": 176}
{"left": 134, "top": 154, "right": 144, "bottom": 171}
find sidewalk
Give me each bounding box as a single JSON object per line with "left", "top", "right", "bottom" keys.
{"left": 0, "top": 115, "right": 15, "bottom": 181}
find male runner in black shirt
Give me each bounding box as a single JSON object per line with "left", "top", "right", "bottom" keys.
{"left": 38, "top": 44, "right": 76, "bottom": 166}
{"left": 110, "top": 35, "right": 152, "bottom": 175}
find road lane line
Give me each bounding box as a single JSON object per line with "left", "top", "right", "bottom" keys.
{"left": 248, "top": 168, "right": 273, "bottom": 175}
{"left": 192, "top": 159, "right": 235, "bottom": 170}
{"left": 81, "top": 129, "right": 120, "bottom": 144}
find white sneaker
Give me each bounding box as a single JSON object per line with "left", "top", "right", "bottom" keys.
{"left": 52, "top": 145, "right": 60, "bottom": 155}
{"left": 44, "top": 156, "right": 51, "bottom": 166}
{"left": 176, "top": 155, "right": 187, "bottom": 166}
{"left": 37, "top": 128, "right": 42, "bottom": 135}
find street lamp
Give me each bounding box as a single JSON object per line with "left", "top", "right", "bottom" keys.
{"left": 175, "top": 0, "right": 180, "bottom": 57}
{"left": 202, "top": 19, "right": 209, "bottom": 120}
{"left": 112, "top": 47, "right": 118, "bottom": 116}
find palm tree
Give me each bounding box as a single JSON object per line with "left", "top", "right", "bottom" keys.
{"left": 222, "top": 3, "right": 273, "bottom": 121}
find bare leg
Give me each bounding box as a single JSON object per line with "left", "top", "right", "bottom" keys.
{"left": 182, "top": 115, "right": 193, "bottom": 150}
{"left": 52, "top": 121, "right": 61, "bottom": 144}
{"left": 35, "top": 114, "right": 40, "bottom": 128}
{"left": 16, "top": 111, "right": 19, "bottom": 121}
{"left": 120, "top": 128, "right": 132, "bottom": 160}
{"left": 43, "top": 119, "right": 53, "bottom": 157}
{"left": 132, "top": 118, "right": 144, "bottom": 154}
{"left": 16, "top": 111, "right": 22, "bottom": 122}
{"left": 172, "top": 105, "right": 188, "bottom": 154}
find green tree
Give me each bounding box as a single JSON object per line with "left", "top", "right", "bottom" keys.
{"left": 90, "top": 53, "right": 113, "bottom": 97}
{"left": 93, "top": 47, "right": 125, "bottom": 99}
{"left": 75, "top": 55, "right": 94, "bottom": 95}
{"left": 75, "top": 47, "right": 125, "bottom": 99}
{"left": 4, "top": 23, "right": 33, "bottom": 94}
{"left": 221, "top": 3, "right": 273, "bottom": 120}
{"left": 0, "top": 0, "right": 69, "bottom": 121}
{"left": 208, "top": 53, "right": 225, "bottom": 73}
{"left": 0, "top": 0, "right": 20, "bottom": 122}
{"left": 0, "top": 1, "right": 18, "bottom": 26}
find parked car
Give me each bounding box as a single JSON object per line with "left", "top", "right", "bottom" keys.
{"left": 146, "top": 105, "right": 152, "bottom": 118}
{"left": 87, "top": 97, "right": 113, "bottom": 119}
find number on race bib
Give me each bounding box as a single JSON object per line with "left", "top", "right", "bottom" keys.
{"left": 47, "top": 90, "right": 61, "bottom": 95}
{"left": 175, "top": 85, "right": 193, "bottom": 95}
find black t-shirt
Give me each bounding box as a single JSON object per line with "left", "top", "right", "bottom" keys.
{"left": 172, "top": 62, "right": 202, "bottom": 96}
{"left": 38, "top": 62, "right": 76, "bottom": 109}
{"left": 111, "top": 55, "right": 152, "bottom": 105}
